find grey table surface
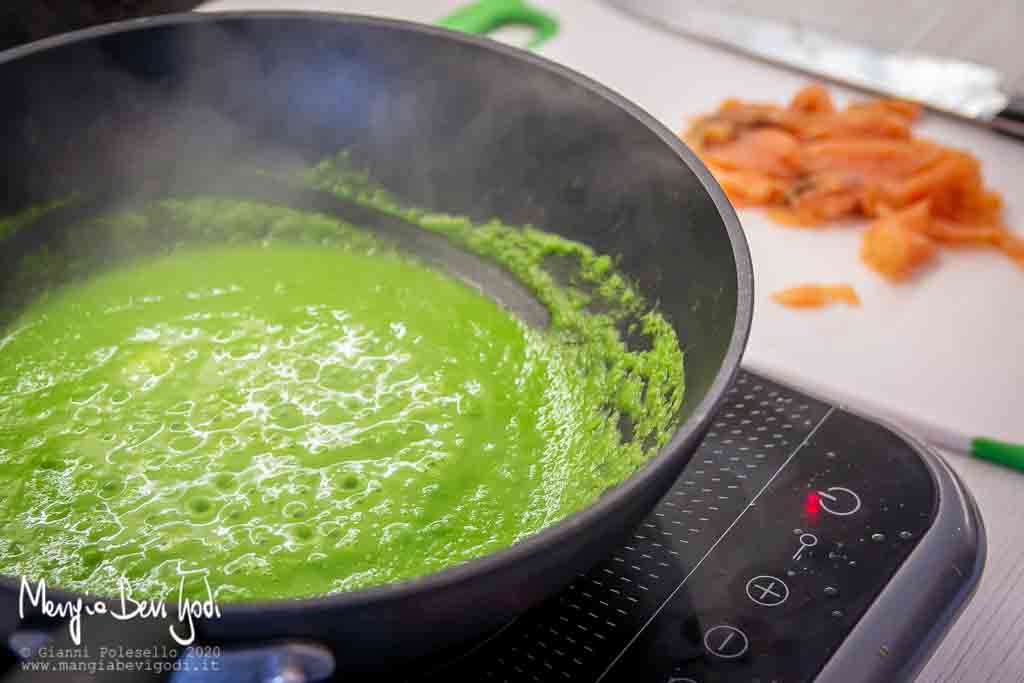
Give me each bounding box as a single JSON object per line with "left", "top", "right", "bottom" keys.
{"left": 919, "top": 452, "right": 1024, "bottom": 682}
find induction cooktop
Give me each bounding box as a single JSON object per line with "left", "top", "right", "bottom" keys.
{"left": 401, "top": 369, "right": 985, "bottom": 683}
{"left": 5, "top": 370, "right": 984, "bottom": 683}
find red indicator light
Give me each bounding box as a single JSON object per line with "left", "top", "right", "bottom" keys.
{"left": 805, "top": 491, "right": 821, "bottom": 517}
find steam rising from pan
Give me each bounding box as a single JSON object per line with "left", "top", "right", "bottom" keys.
{"left": 0, "top": 13, "right": 743, "bottom": 429}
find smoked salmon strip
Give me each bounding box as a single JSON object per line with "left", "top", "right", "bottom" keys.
{"left": 682, "top": 84, "right": 1021, "bottom": 292}
{"left": 772, "top": 284, "right": 861, "bottom": 308}
{"left": 860, "top": 202, "right": 938, "bottom": 281}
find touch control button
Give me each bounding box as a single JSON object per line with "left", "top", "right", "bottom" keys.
{"left": 746, "top": 575, "right": 789, "bottom": 607}
{"left": 703, "top": 625, "right": 749, "bottom": 660}
{"left": 817, "top": 486, "right": 861, "bottom": 516}
{"left": 793, "top": 532, "right": 818, "bottom": 561}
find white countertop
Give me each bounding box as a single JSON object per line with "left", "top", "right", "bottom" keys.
{"left": 198, "top": 1, "right": 1024, "bottom": 679}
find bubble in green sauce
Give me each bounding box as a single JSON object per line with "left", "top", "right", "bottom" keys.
{"left": 0, "top": 165, "right": 683, "bottom": 602}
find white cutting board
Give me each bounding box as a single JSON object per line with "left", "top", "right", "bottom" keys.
{"left": 201, "top": 0, "right": 1024, "bottom": 443}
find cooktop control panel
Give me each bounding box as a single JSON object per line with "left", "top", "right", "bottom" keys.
{"left": 601, "top": 407, "right": 937, "bottom": 682}
{"left": 424, "top": 371, "right": 966, "bottom": 683}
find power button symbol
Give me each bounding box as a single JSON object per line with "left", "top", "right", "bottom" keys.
{"left": 817, "top": 487, "right": 861, "bottom": 516}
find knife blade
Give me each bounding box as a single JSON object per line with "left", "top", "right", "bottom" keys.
{"left": 604, "top": 0, "right": 1024, "bottom": 140}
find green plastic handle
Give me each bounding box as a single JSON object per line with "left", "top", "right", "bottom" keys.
{"left": 971, "top": 437, "right": 1024, "bottom": 472}
{"left": 439, "top": 0, "right": 559, "bottom": 49}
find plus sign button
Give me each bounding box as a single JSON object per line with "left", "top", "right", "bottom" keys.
{"left": 745, "top": 575, "right": 790, "bottom": 607}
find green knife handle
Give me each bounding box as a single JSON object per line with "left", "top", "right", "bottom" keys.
{"left": 439, "top": 0, "right": 559, "bottom": 49}
{"left": 972, "top": 437, "right": 1024, "bottom": 472}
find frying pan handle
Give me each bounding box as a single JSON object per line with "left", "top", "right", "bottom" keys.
{"left": 2, "top": 611, "right": 335, "bottom": 683}
{"left": 439, "top": 0, "right": 559, "bottom": 49}
{"left": 3, "top": 611, "right": 181, "bottom": 682}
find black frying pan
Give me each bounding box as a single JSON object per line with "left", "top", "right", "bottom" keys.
{"left": 0, "top": 13, "right": 752, "bottom": 680}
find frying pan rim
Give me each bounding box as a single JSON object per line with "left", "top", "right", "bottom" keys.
{"left": 0, "top": 11, "right": 753, "bottom": 615}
